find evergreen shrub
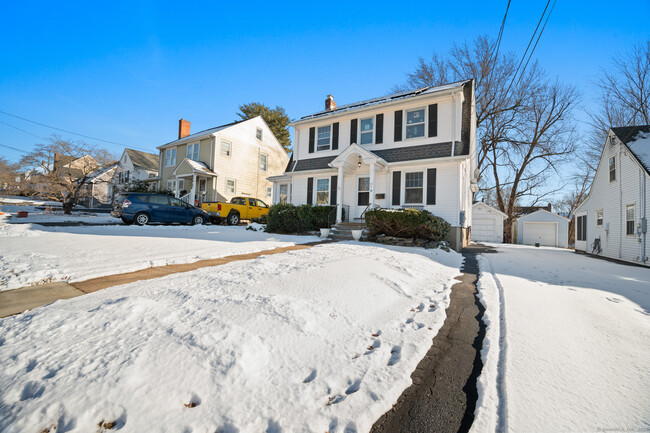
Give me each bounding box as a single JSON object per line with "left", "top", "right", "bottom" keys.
{"left": 266, "top": 203, "right": 335, "bottom": 233}
{"left": 364, "top": 208, "right": 451, "bottom": 242}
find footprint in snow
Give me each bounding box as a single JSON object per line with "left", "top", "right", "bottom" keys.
{"left": 20, "top": 381, "right": 45, "bottom": 401}
{"left": 327, "top": 394, "right": 345, "bottom": 406}
{"left": 345, "top": 379, "right": 362, "bottom": 395}
{"left": 606, "top": 297, "right": 623, "bottom": 304}
{"left": 388, "top": 346, "right": 401, "bottom": 366}
{"left": 365, "top": 339, "right": 381, "bottom": 355}
{"left": 303, "top": 369, "right": 317, "bottom": 383}
{"left": 25, "top": 359, "right": 37, "bottom": 373}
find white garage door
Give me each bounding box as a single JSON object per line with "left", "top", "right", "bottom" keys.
{"left": 473, "top": 216, "right": 500, "bottom": 242}
{"left": 523, "top": 222, "right": 556, "bottom": 246}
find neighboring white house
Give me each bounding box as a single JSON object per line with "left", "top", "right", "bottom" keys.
{"left": 268, "top": 80, "right": 478, "bottom": 251}
{"left": 512, "top": 209, "right": 570, "bottom": 248}
{"left": 79, "top": 163, "right": 118, "bottom": 208}
{"left": 109, "top": 148, "right": 160, "bottom": 201}
{"left": 472, "top": 202, "right": 507, "bottom": 243}
{"left": 157, "top": 116, "right": 289, "bottom": 206}
{"left": 575, "top": 125, "right": 649, "bottom": 266}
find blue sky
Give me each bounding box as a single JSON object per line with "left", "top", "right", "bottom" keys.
{"left": 1, "top": 0, "right": 649, "bottom": 163}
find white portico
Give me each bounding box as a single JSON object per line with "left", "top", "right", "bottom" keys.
{"left": 329, "top": 143, "right": 388, "bottom": 222}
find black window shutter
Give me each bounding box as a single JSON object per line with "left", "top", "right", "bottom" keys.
{"left": 332, "top": 123, "right": 339, "bottom": 150}
{"left": 392, "top": 171, "right": 401, "bottom": 206}
{"left": 307, "top": 177, "right": 313, "bottom": 205}
{"left": 350, "top": 119, "right": 358, "bottom": 144}
{"left": 426, "top": 168, "right": 437, "bottom": 205}
{"left": 376, "top": 114, "right": 384, "bottom": 144}
{"left": 308, "top": 127, "right": 315, "bottom": 153}
{"left": 428, "top": 104, "right": 438, "bottom": 137}
{"left": 330, "top": 175, "right": 337, "bottom": 205}
{"left": 394, "top": 110, "right": 403, "bottom": 142}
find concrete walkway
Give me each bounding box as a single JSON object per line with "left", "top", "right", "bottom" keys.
{"left": 370, "top": 245, "right": 489, "bottom": 433}
{"left": 0, "top": 242, "right": 326, "bottom": 318}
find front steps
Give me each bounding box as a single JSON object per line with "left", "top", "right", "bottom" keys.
{"left": 329, "top": 221, "right": 369, "bottom": 241}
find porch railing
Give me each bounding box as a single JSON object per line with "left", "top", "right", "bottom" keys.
{"left": 328, "top": 204, "right": 350, "bottom": 228}
{"left": 179, "top": 193, "right": 192, "bottom": 204}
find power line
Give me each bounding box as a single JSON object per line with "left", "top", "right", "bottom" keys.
{"left": 0, "top": 109, "right": 155, "bottom": 153}
{"left": 504, "top": 0, "right": 553, "bottom": 96}
{"left": 0, "top": 120, "right": 48, "bottom": 140}
{"left": 494, "top": 0, "right": 512, "bottom": 62}
{"left": 517, "top": 0, "right": 557, "bottom": 85}
{"left": 0, "top": 143, "right": 29, "bottom": 155}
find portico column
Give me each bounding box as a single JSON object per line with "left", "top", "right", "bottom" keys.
{"left": 336, "top": 165, "right": 343, "bottom": 223}
{"left": 175, "top": 178, "right": 180, "bottom": 198}
{"left": 369, "top": 162, "right": 376, "bottom": 209}
{"left": 191, "top": 173, "right": 197, "bottom": 204}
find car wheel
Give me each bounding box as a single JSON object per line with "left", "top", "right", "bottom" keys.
{"left": 192, "top": 215, "right": 204, "bottom": 225}
{"left": 121, "top": 217, "right": 133, "bottom": 225}
{"left": 227, "top": 212, "right": 240, "bottom": 225}
{"left": 134, "top": 212, "right": 150, "bottom": 226}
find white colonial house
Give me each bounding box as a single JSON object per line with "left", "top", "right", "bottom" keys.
{"left": 575, "top": 126, "right": 649, "bottom": 266}
{"left": 269, "top": 80, "right": 478, "bottom": 250}
{"left": 109, "top": 148, "right": 159, "bottom": 200}
{"left": 157, "top": 116, "right": 289, "bottom": 206}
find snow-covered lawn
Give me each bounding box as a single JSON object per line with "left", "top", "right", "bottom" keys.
{"left": 0, "top": 223, "right": 320, "bottom": 291}
{"left": 472, "top": 244, "right": 650, "bottom": 433}
{"left": 0, "top": 243, "right": 463, "bottom": 432}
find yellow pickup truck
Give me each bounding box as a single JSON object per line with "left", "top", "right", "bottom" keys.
{"left": 201, "top": 197, "right": 270, "bottom": 225}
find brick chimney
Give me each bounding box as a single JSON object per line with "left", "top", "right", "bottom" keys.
{"left": 178, "top": 118, "right": 191, "bottom": 139}
{"left": 325, "top": 95, "right": 336, "bottom": 111}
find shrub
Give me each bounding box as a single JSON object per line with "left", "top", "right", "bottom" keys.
{"left": 252, "top": 213, "right": 268, "bottom": 224}
{"left": 266, "top": 203, "right": 335, "bottom": 233}
{"left": 365, "top": 208, "right": 450, "bottom": 242}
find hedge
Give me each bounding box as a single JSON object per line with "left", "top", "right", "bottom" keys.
{"left": 364, "top": 208, "right": 451, "bottom": 242}
{"left": 265, "top": 203, "right": 334, "bottom": 233}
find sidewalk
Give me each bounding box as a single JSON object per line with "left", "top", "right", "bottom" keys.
{"left": 0, "top": 243, "right": 326, "bottom": 318}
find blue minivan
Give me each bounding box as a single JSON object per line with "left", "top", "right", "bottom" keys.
{"left": 112, "top": 193, "right": 209, "bottom": 226}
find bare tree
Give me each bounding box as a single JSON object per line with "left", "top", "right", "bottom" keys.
{"left": 0, "top": 157, "right": 20, "bottom": 194}
{"left": 397, "top": 36, "right": 579, "bottom": 241}
{"left": 587, "top": 41, "right": 650, "bottom": 171}
{"left": 20, "top": 136, "right": 115, "bottom": 214}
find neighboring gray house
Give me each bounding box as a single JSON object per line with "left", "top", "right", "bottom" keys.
{"left": 512, "top": 209, "right": 570, "bottom": 248}
{"left": 268, "top": 80, "right": 478, "bottom": 251}
{"left": 575, "top": 126, "right": 649, "bottom": 266}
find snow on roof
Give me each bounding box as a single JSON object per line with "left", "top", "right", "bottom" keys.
{"left": 186, "top": 159, "right": 218, "bottom": 176}
{"left": 297, "top": 80, "right": 469, "bottom": 122}
{"left": 616, "top": 126, "right": 650, "bottom": 174}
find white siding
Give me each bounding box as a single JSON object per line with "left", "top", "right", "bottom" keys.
{"left": 515, "top": 210, "right": 569, "bottom": 248}
{"left": 576, "top": 134, "right": 649, "bottom": 266}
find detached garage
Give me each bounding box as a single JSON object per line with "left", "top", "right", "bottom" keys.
{"left": 472, "top": 202, "right": 507, "bottom": 243}
{"left": 513, "top": 210, "right": 569, "bottom": 248}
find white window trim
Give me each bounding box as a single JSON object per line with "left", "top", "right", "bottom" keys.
{"left": 403, "top": 171, "right": 425, "bottom": 205}
{"left": 405, "top": 107, "right": 426, "bottom": 140}
{"left": 226, "top": 178, "right": 236, "bottom": 195}
{"left": 359, "top": 117, "right": 375, "bottom": 145}
{"left": 165, "top": 148, "right": 177, "bottom": 167}
{"left": 315, "top": 177, "right": 330, "bottom": 205}
{"left": 626, "top": 204, "right": 635, "bottom": 236}
{"left": 316, "top": 125, "right": 332, "bottom": 152}
{"left": 266, "top": 186, "right": 272, "bottom": 198}
{"left": 609, "top": 156, "right": 616, "bottom": 183}
{"left": 596, "top": 209, "right": 603, "bottom": 226}
{"left": 260, "top": 153, "right": 268, "bottom": 171}
{"left": 256, "top": 127, "right": 263, "bottom": 141}
{"left": 221, "top": 140, "right": 232, "bottom": 158}
{"left": 186, "top": 142, "right": 200, "bottom": 161}
{"left": 357, "top": 175, "right": 371, "bottom": 206}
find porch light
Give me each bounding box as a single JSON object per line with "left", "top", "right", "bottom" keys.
{"left": 357, "top": 156, "right": 362, "bottom": 168}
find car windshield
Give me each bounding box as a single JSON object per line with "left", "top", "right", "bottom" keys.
{"left": 256, "top": 199, "right": 267, "bottom": 208}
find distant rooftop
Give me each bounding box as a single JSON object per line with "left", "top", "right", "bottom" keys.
{"left": 298, "top": 80, "right": 470, "bottom": 122}
{"left": 125, "top": 148, "right": 159, "bottom": 171}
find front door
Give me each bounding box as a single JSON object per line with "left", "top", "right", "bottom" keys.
{"left": 356, "top": 177, "right": 370, "bottom": 219}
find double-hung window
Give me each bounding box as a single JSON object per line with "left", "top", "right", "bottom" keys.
{"left": 406, "top": 108, "right": 425, "bottom": 138}
{"left": 404, "top": 172, "right": 424, "bottom": 204}
{"left": 256, "top": 127, "right": 263, "bottom": 140}
{"left": 316, "top": 178, "right": 329, "bottom": 205}
{"left": 626, "top": 204, "right": 635, "bottom": 236}
{"left": 165, "top": 148, "right": 177, "bottom": 166}
{"left": 186, "top": 143, "right": 199, "bottom": 161}
{"left": 266, "top": 186, "right": 272, "bottom": 199}
{"left": 221, "top": 140, "right": 232, "bottom": 157}
{"left": 360, "top": 118, "right": 374, "bottom": 145}
{"left": 609, "top": 156, "right": 616, "bottom": 182}
{"left": 260, "top": 153, "right": 268, "bottom": 171}
{"left": 226, "top": 179, "right": 236, "bottom": 194}
{"left": 596, "top": 210, "right": 603, "bottom": 226}
{"left": 317, "top": 126, "right": 331, "bottom": 151}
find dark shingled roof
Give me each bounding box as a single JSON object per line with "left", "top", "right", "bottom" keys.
{"left": 291, "top": 142, "right": 467, "bottom": 172}
{"left": 126, "top": 149, "right": 159, "bottom": 171}
{"left": 611, "top": 125, "right": 650, "bottom": 174}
